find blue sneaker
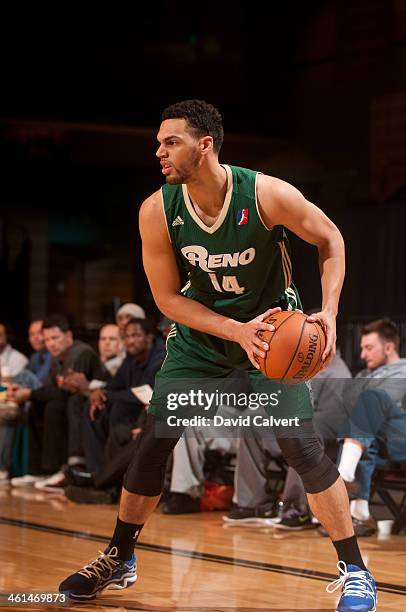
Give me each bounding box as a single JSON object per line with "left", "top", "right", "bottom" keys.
{"left": 59, "top": 546, "right": 137, "bottom": 600}
{"left": 327, "top": 561, "right": 377, "bottom": 611}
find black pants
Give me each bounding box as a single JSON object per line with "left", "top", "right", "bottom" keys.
{"left": 93, "top": 437, "right": 138, "bottom": 490}
{"left": 28, "top": 399, "right": 68, "bottom": 475}
{"left": 82, "top": 400, "right": 143, "bottom": 472}
{"left": 67, "top": 394, "right": 86, "bottom": 459}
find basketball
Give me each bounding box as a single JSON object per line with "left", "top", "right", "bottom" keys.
{"left": 256, "top": 310, "right": 326, "bottom": 383}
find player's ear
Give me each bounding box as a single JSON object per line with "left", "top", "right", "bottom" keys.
{"left": 200, "top": 136, "right": 213, "bottom": 155}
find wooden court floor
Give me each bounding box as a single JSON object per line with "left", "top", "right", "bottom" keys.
{"left": 0, "top": 486, "right": 405, "bottom": 611}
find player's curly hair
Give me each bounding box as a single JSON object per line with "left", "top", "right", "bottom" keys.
{"left": 162, "top": 99, "right": 224, "bottom": 154}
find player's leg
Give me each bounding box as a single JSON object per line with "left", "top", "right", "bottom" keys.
{"left": 248, "top": 373, "right": 359, "bottom": 541}
{"left": 59, "top": 323, "right": 233, "bottom": 600}
{"left": 59, "top": 413, "right": 183, "bottom": 600}
{"left": 274, "top": 417, "right": 377, "bottom": 611}
{"left": 248, "top": 371, "right": 377, "bottom": 611}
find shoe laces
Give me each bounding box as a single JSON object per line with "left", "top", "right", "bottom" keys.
{"left": 326, "top": 561, "right": 375, "bottom": 600}
{"left": 78, "top": 546, "right": 120, "bottom": 580}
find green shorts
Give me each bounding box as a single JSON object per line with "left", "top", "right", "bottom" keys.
{"left": 149, "top": 322, "right": 313, "bottom": 421}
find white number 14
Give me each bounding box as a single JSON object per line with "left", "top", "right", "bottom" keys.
{"left": 209, "top": 273, "right": 245, "bottom": 295}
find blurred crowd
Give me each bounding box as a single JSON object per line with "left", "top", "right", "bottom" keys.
{"left": 0, "top": 309, "right": 405, "bottom": 537}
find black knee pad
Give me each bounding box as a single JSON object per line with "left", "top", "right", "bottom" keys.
{"left": 299, "top": 452, "right": 339, "bottom": 493}
{"left": 276, "top": 421, "right": 339, "bottom": 494}
{"left": 123, "top": 413, "right": 183, "bottom": 496}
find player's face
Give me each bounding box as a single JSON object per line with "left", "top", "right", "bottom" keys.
{"left": 156, "top": 118, "right": 201, "bottom": 184}
{"left": 360, "top": 332, "right": 391, "bottom": 370}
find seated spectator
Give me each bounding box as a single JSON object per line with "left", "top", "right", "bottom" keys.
{"left": 98, "top": 324, "right": 124, "bottom": 377}
{"left": 0, "top": 321, "right": 28, "bottom": 377}
{"left": 334, "top": 319, "right": 406, "bottom": 536}
{"left": 0, "top": 322, "right": 31, "bottom": 483}
{"left": 63, "top": 318, "right": 165, "bottom": 502}
{"left": 8, "top": 314, "right": 106, "bottom": 491}
{"left": 27, "top": 320, "right": 52, "bottom": 384}
{"left": 116, "top": 303, "right": 145, "bottom": 338}
{"left": 64, "top": 324, "right": 125, "bottom": 393}
{"left": 80, "top": 317, "right": 165, "bottom": 473}
{"left": 337, "top": 388, "right": 406, "bottom": 534}
{"left": 0, "top": 369, "right": 41, "bottom": 484}
{"left": 227, "top": 319, "right": 406, "bottom": 537}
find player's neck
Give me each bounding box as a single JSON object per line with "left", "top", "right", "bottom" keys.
{"left": 185, "top": 162, "right": 227, "bottom": 214}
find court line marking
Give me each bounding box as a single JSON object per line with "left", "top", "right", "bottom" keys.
{"left": 0, "top": 595, "right": 349, "bottom": 612}
{"left": 1, "top": 516, "right": 405, "bottom": 597}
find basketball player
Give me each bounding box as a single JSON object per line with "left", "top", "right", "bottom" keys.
{"left": 59, "top": 100, "right": 377, "bottom": 611}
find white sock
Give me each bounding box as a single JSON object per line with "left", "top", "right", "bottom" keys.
{"left": 338, "top": 441, "right": 363, "bottom": 482}
{"left": 351, "top": 499, "right": 370, "bottom": 521}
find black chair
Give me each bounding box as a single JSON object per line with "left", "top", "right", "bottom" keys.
{"left": 371, "top": 462, "right": 406, "bottom": 534}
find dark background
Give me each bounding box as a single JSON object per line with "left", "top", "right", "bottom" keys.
{"left": 1, "top": 0, "right": 406, "bottom": 365}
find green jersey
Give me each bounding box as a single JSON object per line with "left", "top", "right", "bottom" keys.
{"left": 161, "top": 164, "right": 299, "bottom": 321}
{"left": 151, "top": 164, "right": 313, "bottom": 422}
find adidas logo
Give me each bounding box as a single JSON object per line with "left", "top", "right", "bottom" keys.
{"left": 172, "top": 216, "right": 184, "bottom": 227}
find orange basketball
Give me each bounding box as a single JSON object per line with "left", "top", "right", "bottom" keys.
{"left": 256, "top": 311, "right": 326, "bottom": 383}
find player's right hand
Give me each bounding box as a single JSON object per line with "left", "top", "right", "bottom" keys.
{"left": 234, "top": 307, "right": 281, "bottom": 369}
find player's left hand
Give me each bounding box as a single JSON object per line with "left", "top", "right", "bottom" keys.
{"left": 306, "top": 309, "right": 336, "bottom": 368}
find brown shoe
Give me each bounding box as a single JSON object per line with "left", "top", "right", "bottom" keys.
{"left": 317, "top": 515, "right": 377, "bottom": 538}
{"left": 352, "top": 516, "right": 377, "bottom": 537}
{"left": 343, "top": 478, "right": 360, "bottom": 498}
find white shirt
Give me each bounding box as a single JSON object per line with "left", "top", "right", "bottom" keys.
{"left": 0, "top": 345, "right": 28, "bottom": 377}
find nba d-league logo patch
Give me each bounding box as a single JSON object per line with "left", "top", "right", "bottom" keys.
{"left": 237, "top": 208, "right": 249, "bottom": 225}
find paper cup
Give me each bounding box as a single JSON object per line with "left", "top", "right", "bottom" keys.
{"left": 377, "top": 519, "right": 394, "bottom": 536}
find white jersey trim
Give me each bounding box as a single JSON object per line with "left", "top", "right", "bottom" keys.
{"left": 278, "top": 240, "right": 292, "bottom": 290}
{"left": 280, "top": 240, "right": 292, "bottom": 288}
{"left": 255, "top": 172, "right": 271, "bottom": 230}
{"left": 181, "top": 164, "right": 233, "bottom": 234}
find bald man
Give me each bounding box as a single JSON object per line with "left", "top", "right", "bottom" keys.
{"left": 98, "top": 324, "right": 124, "bottom": 376}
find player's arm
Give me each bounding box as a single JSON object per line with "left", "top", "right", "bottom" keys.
{"left": 257, "top": 175, "right": 345, "bottom": 364}
{"left": 139, "top": 191, "right": 278, "bottom": 368}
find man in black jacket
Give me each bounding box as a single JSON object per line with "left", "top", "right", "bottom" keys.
{"left": 81, "top": 317, "right": 165, "bottom": 472}
{"left": 9, "top": 315, "right": 106, "bottom": 488}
